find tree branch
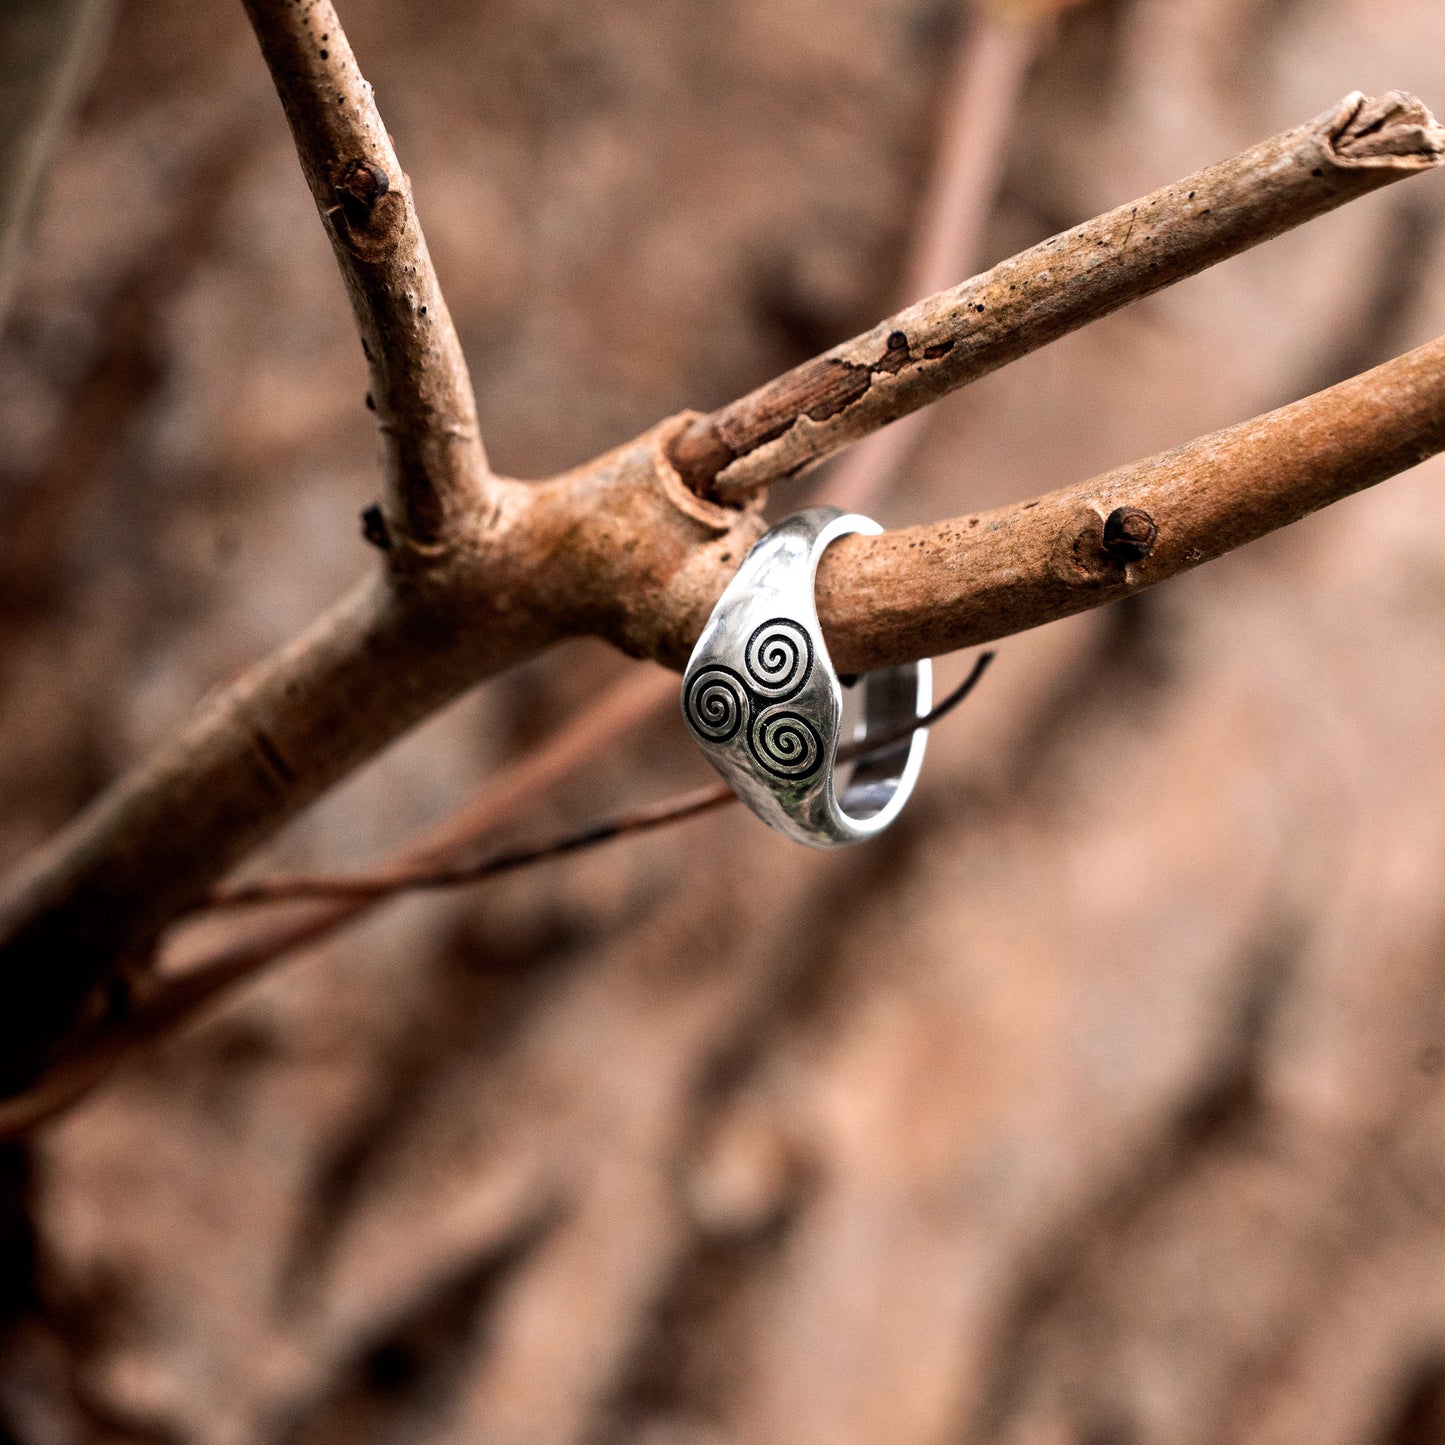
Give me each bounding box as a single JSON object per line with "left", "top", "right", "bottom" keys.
{"left": 816, "top": 332, "right": 1445, "bottom": 673}
{"left": 239, "top": 0, "right": 493, "bottom": 544}
{"left": 671, "top": 90, "right": 1445, "bottom": 504}
{"left": 0, "top": 4, "right": 1035, "bottom": 1126}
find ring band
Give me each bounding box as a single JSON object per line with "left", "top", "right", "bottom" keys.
{"left": 682, "top": 506, "right": 932, "bottom": 848}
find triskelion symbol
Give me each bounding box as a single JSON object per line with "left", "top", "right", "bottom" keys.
{"left": 684, "top": 619, "right": 824, "bottom": 781}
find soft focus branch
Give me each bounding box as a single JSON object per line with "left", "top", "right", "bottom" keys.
{"left": 672, "top": 91, "right": 1444, "bottom": 504}
{"left": 0, "top": 55, "right": 1441, "bottom": 1106}
{"left": 0, "top": 0, "right": 112, "bottom": 327}
{"left": 823, "top": 3, "right": 1042, "bottom": 511}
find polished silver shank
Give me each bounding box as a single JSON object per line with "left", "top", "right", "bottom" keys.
{"left": 682, "top": 506, "right": 932, "bottom": 848}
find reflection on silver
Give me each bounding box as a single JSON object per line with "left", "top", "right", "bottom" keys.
{"left": 682, "top": 506, "right": 932, "bottom": 848}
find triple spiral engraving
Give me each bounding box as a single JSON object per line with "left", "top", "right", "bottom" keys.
{"left": 684, "top": 619, "right": 824, "bottom": 781}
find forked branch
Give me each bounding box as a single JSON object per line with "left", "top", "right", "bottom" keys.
{"left": 817, "top": 333, "right": 1445, "bottom": 672}
{"left": 0, "top": 0, "right": 1441, "bottom": 1113}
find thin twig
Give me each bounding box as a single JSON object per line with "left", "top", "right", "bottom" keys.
{"left": 210, "top": 785, "right": 736, "bottom": 906}
{"left": 205, "top": 653, "right": 997, "bottom": 910}
{"left": 672, "top": 91, "right": 1445, "bottom": 503}
{"left": 0, "top": 658, "right": 994, "bottom": 1139}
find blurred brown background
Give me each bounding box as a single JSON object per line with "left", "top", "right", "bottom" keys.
{"left": 4, "top": 0, "right": 1445, "bottom": 1441}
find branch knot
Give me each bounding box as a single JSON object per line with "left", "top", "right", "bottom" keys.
{"left": 335, "top": 157, "right": 390, "bottom": 222}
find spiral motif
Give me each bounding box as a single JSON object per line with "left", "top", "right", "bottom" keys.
{"left": 687, "top": 617, "right": 825, "bottom": 781}
{"left": 750, "top": 705, "right": 823, "bottom": 781}
{"left": 684, "top": 666, "right": 748, "bottom": 743}
{"left": 744, "top": 619, "right": 812, "bottom": 700}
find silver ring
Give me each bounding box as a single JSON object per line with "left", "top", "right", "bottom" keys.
{"left": 682, "top": 506, "right": 932, "bottom": 848}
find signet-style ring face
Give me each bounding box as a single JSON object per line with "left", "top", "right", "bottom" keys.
{"left": 682, "top": 506, "right": 932, "bottom": 848}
